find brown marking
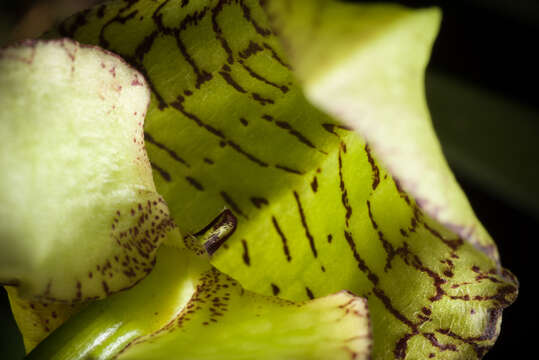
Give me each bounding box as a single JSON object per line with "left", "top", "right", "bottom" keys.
{"left": 366, "top": 200, "right": 396, "bottom": 271}
{"left": 250, "top": 197, "right": 269, "bottom": 208}
{"left": 220, "top": 191, "right": 247, "bottom": 219}
{"left": 226, "top": 140, "right": 269, "bottom": 167}
{"left": 365, "top": 144, "right": 380, "bottom": 191}
{"left": 99, "top": 9, "right": 138, "bottom": 49}
{"left": 423, "top": 222, "right": 464, "bottom": 251}
{"left": 102, "top": 281, "right": 111, "bottom": 296}
{"left": 321, "top": 123, "right": 353, "bottom": 136}
{"left": 394, "top": 333, "right": 413, "bottom": 360}
{"left": 144, "top": 132, "right": 190, "bottom": 167}
{"left": 238, "top": 40, "right": 264, "bottom": 59}
{"left": 96, "top": 4, "right": 107, "bottom": 18}
{"left": 344, "top": 231, "right": 379, "bottom": 285}
{"left": 422, "top": 333, "right": 457, "bottom": 352}
{"left": 211, "top": 0, "right": 234, "bottom": 64}
{"left": 239, "top": 1, "right": 272, "bottom": 36}
{"left": 185, "top": 176, "right": 204, "bottom": 191}
{"left": 310, "top": 176, "right": 318, "bottom": 192}
{"left": 219, "top": 69, "right": 247, "bottom": 93}
{"left": 252, "top": 92, "right": 274, "bottom": 105}
{"left": 262, "top": 42, "right": 291, "bottom": 69}
{"left": 241, "top": 239, "right": 250, "bottom": 266}
{"left": 272, "top": 216, "right": 292, "bottom": 262}
{"left": 241, "top": 62, "right": 289, "bottom": 93}
{"left": 58, "top": 9, "right": 91, "bottom": 38}
{"left": 293, "top": 191, "right": 317, "bottom": 258}
{"left": 151, "top": 162, "right": 171, "bottom": 181}
{"left": 338, "top": 144, "right": 353, "bottom": 227}
{"left": 274, "top": 164, "right": 303, "bottom": 175}
{"left": 170, "top": 96, "right": 269, "bottom": 168}
{"left": 274, "top": 120, "right": 326, "bottom": 154}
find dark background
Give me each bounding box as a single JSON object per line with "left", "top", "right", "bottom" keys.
{"left": 1, "top": 1, "right": 537, "bottom": 359}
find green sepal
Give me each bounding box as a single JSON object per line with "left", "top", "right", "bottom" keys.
{"left": 262, "top": 0, "right": 498, "bottom": 261}
{"left": 118, "top": 272, "right": 372, "bottom": 360}
{"left": 28, "top": 245, "right": 372, "bottom": 360}
{"left": 0, "top": 38, "right": 180, "bottom": 348}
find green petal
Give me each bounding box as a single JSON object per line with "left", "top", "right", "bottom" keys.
{"left": 50, "top": 1, "right": 517, "bottom": 359}
{"left": 0, "top": 39, "right": 180, "bottom": 303}
{"left": 262, "top": 0, "right": 498, "bottom": 260}
{"left": 28, "top": 246, "right": 372, "bottom": 360}
{"left": 119, "top": 272, "right": 371, "bottom": 360}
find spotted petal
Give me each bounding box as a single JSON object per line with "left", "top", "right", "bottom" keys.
{"left": 0, "top": 39, "right": 180, "bottom": 349}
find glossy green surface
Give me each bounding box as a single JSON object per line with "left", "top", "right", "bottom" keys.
{"left": 29, "top": 244, "right": 371, "bottom": 360}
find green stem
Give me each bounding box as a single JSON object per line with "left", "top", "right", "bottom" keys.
{"left": 27, "top": 247, "right": 209, "bottom": 360}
